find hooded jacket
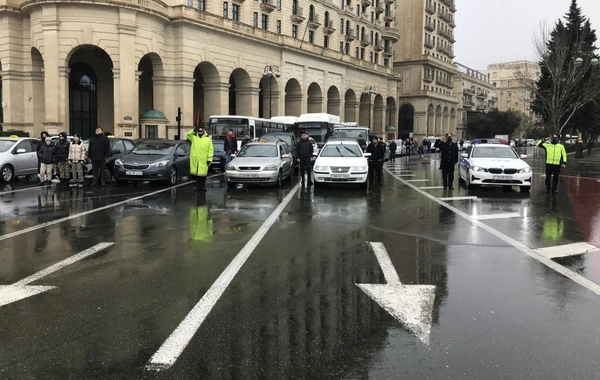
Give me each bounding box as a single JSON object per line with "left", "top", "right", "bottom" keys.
{"left": 36, "top": 131, "right": 49, "bottom": 156}
{"left": 38, "top": 142, "right": 57, "bottom": 164}
{"left": 69, "top": 138, "right": 87, "bottom": 162}
{"left": 55, "top": 132, "right": 71, "bottom": 162}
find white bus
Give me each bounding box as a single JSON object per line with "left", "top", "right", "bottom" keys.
{"left": 270, "top": 116, "right": 298, "bottom": 132}
{"left": 207, "top": 115, "right": 287, "bottom": 148}
{"left": 294, "top": 113, "right": 343, "bottom": 147}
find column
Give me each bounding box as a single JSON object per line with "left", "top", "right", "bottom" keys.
{"left": 42, "top": 7, "right": 63, "bottom": 133}
{"left": 235, "top": 87, "right": 260, "bottom": 116}
{"left": 114, "top": 11, "right": 138, "bottom": 135}
{"left": 170, "top": 76, "right": 195, "bottom": 138}
{"left": 1, "top": 70, "right": 26, "bottom": 131}
{"left": 203, "top": 82, "right": 230, "bottom": 118}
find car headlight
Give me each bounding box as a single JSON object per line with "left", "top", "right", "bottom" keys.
{"left": 518, "top": 167, "right": 531, "bottom": 173}
{"left": 114, "top": 159, "right": 123, "bottom": 166}
{"left": 149, "top": 160, "right": 169, "bottom": 168}
{"left": 351, "top": 166, "right": 367, "bottom": 171}
{"left": 226, "top": 164, "right": 236, "bottom": 171}
{"left": 263, "top": 164, "right": 277, "bottom": 171}
{"left": 314, "top": 166, "right": 329, "bottom": 171}
{"left": 471, "top": 166, "right": 488, "bottom": 172}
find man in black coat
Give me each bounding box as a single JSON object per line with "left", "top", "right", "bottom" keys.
{"left": 439, "top": 133, "right": 459, "bottom": 190}
{"left": 367, "top": 136, "right": 385, "bottom": 186}
{"left": 388, "top": 140, "right": 397, "bottom": 162}
{"left": 295, "top": 131, "right": 314, "bottom": 185}
{"left": 88, "top": 127, "right": 111, "bottom": 186}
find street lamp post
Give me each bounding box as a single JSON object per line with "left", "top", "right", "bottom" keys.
{"left": 363, "top": 86, "right": 378, "bottom": 131}
{"left": 262, "top": 65, "right": 281, "bottom": 119}
{"left": 573, "top": 57, "right": 599, "bottom": 158}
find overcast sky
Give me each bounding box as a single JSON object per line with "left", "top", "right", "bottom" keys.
{"left": 455, "top": 0, "right": 600, "bottom": 71}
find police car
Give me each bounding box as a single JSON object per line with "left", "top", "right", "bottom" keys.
{"left": 458, "top": 143, "right": 532, "bottom": 192}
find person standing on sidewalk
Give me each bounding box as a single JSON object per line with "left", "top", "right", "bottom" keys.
{"left": 223, "top": 130, "right": 238, "bottom": 164}
{"left": 68, "top": 134, "right": 87, "bottom": 188}
{"left": 295, "top": 131, "right": 314, "bottom": 185}
{"left": 187, "top": 126, "right": 213, "bottom": 192}
{"left": 88, "top": 127, "right": 111, "bottom": 186}
{"left": 55, "top": 132, "right": 71, "bottom": 186}
{"left": 537, "top": 135, "right": 567, "bottom": 194}
{"left": 38, "top": 137, "right": 56, "bottom": 186}
{"left": 388, "top": 140, "right": 397, "bottom": 162}
{"left": 439, "top": 133, "right": 459, "bottom": 190}
{"left": 367, "top": 136, "right": 385, "bottom": 186}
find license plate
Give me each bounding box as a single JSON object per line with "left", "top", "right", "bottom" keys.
{"left": 126, "top": 170, "right": 143, "bottom": 176}
{"left": 493, "top": 175, "right": 512, "bottom": 180}
{"left": 240, "top": 173, "right": 259, "bottom": 178}
{"left": 213, "top": 157, "right": 220, "bottom": 161}
{"left": 331, "top": 174, "right": 349, "bottom": 178}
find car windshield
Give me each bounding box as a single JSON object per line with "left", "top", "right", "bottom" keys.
{"left": 212, "top": 141, "right": 224, "bottom": 151}
{"left": 260, "top": 135, "right": 291, "bottom": 145}
{"left": 320, "top": 144, "right": 362, "bottom": 157}
{"left": 237, "top": 144, "right": 278, "bottom": 157}
{"left": 471, "top": 147, "right": 519, "bottom": 158}
{"left": 132, "top": 142, "right": 174, "bottom": 155}
{"left": 0, "top": 141, "right": 16, "bottom": 152}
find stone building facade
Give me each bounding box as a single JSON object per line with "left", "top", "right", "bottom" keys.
{"left": 0, "top": 0, "right": 402, "bottom": 139}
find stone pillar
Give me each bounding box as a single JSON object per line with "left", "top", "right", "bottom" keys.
{"left": 42, "top": 7, "right": 63, "bottom": 133}
{"left": 1, "top": 70, "right": 27, "bottom": 132}
{"left": 114, "top": 12, "right": 138, "bottom": 135}
{"left": 170, "top": 77, "right": 195, "bottom": 137}
{"left": 203, "top": 82, "right": 229, "bottom": 118}
{"left": 414, "top": 112, "right": 427, "bottom": 138}
{"left": 235, "top": 87, "right": 259, "bottom": 117}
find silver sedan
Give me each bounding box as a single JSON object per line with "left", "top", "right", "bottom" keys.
{"left": 225, "top": 141, "right": 294, "bottom": 188}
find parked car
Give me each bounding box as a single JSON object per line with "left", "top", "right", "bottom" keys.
{"left": 0, "top": 136, "right": 40, "bottom": 182}
{"left": 83, "top": 137, "right": 135, "bottom": 183}
{"left": 458, "top": 143, "right": 532, "bottom": 192}
{"left": 113, "top": 139, "right": 191, "bottom": 185}
{"left": 210, "top": 140, "right": 226, "bottom": 172}
{"left": 393, "top": 139, "right": 407, "bottom": 156}
{"left": 259, "top": 132, "right": 297, "bottom": 158}
{"left": 225, "top": 141, "right": 294, "bottom": 188}
{"left": 312, "top": 139, "right": 369, "bottom": 189}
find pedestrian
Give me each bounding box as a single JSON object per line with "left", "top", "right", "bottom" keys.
{"left": 537, "top": 135, "right": 567, "bottom": 194}
{"left": 295, "top": 131, "right": 314, "bottom": 185}
{"left": 378, "top": 138, "right": 387, "bottom": 160}
{"left": 68, "top": 134, "right": 87, "bottom": 188}
{"left": 439, "top": 133, "right": 459, "bottom": 190}
{"left": 223, "top": 130, "right": 238, "bottom": 164}
{"left": 367, "top": 136, "right": 385, "bottom": 186}
{"left": 459, "top": 139, "right": 464, "bottom": 151}
{"left": 588, "top": 139, "right": 593, "bottom": 156}
{"left": 55, "top": 132, "right": 71, "bottom": 186}
{"left": 388, "top": 140, "right": 397, "bottom": 162}
{"left": 38, "top": 137, "right": 56, "bottom": 186}
{"left": 357, "top": 135, "right": 367, "bottom": 151}
{"left": 36, "top": 131, "right": 49, "bottom": 177}
{"left": 186, "top": 125, "right": 213, "bottom": 192}
{"left": 88, "top": 127, "right": 111, "bottom": 186}
{"left": 241, "top": 134, "right": 251, "bottom": 148}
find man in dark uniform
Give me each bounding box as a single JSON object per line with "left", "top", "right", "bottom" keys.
{"left": 367, "top": 136, "right": 385, "bottom": 186}
{"left": 388, "top": 140, "right": 397, "bottom": 162}
{"left": 439, "top": 133, "right": 459, "bottom": 190}
{"left": 295, "top": 131, "right": 314, "bottom": 185}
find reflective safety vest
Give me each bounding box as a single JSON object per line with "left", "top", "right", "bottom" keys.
{"left": 537, "top": 140, "right": 567, "bottom": 165}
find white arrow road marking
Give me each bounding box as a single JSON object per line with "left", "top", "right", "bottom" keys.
{"left": 357, "top": 242, "right": 436, "bottom": 346}
{"left": 0, "top": 242, "right": 114, "bottom": 308}
{"left": 535, "top": 242, "right": 600, "bottom": 259}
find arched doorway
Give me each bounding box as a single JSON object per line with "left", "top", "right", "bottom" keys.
{"left": 435, "top": 105, "right": 442, "bottom": 136}
{"left": 344, "top": 89, "right": 356, "bottom": 122}
{"left": 194, "top": 62, "right": 220, "bottom": 127}
{"left": 68, "top": 46, "right": 114, "bottom": 139}
{"left": 307, "top": 83, "right": 322, "bottom": 113}
{"left": 31, "top": 48, "right": 45, "bottom": 131}
{"left": 359, "top": 92, "right": 370, "bottom": 127}
{"left": 259, "top": 75, "right": 279, "bottom": 118}
{"left": 398, "top": 103, "right": 414, "bottom": 140}
{"left": 229, "top": 68, "right": 253, "bottom": 115}
{"left": 373, "top": 94, "right": 384, "bottom": 135}
{"left": 285, "top": 79, "right": 302, "bottom": 116}
{"left": 386, "top": 97, "right": 396, "bottom": 127}
{"left": 138, "top": 53, "right": 163, "bottom": 118}
{"left": 327, "top": 86, "right": 340, "bottom": 116}
{"left": 427, "top": 104, "right": 435, "bottom": 136}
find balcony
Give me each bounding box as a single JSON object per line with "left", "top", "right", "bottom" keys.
{"left": 463, "top": 87, "right": 475, "bottom": 95}
{"left": 424, "top": 22, "right": 435, "bottom": 31}
{"left": 381, "top": 27, "right": 400, "bottom": 42}
{"left": 259, "top": 0, "right": 276, "bottom": 13}
{"left": 374, "top": 41, "right": 383, "bottom": 51}
{"left": 322, "top": 21, "right": 336, "bottom": 34}
{"left": 425, "top": 3, "right": 435, "bottom": 14}
{"left": 375, "top": 1, "right": 384, "bottom": 13}
{"left": 438, "top": 28, "right": 454, "bottom": 42}
{"left": 424, "top": 40, "right": 434, "bottom": 49}
{"left": 360, "top": 38, "right": 370, "bottom": 47}
{"left": 436, "top": 78, "right": 453, "bottom": 88}
{"left": 438, "top": 45, "right": 454, "bottom": 58}
{"left": 307, "top": 14, "right": 321, "bottom": 29}
{"left": 491, "top": 96, "right": 498, "bottom": 101}
{"left": 438, "top": 12, "right": 455, "bottom": 26}
{"left": 476, "top": 91, "right": 486, "bottom": 98}
{"left": 361, "top": 0, "right": 371, "bottom": 6}
{"left": 383, "top": 49, "right": 393, "bottom": 57}
{"left": 439, "top": 0, "right": 456, "bottom": 12}
{"left": 290, "top": 7, "right": 305, "bottom": 22}
{"left": 384, "top": 12, "right": 394, "bottom": 22}
{"left": 384, "top": 0, "right": 394, "bottom": 4}
{"left": 423, "top": 74, "right": 434, "bottom": 83}
{"left": 345, "top": 29, "right": 356, "bottom": 41}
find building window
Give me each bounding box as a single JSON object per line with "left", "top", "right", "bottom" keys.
{"left": 232, "top": 4, "right": 239, "bottom": 21}
{"left": 261, "top": 14, "right": 268, "bottom": 30}
{"left": 370, "top": 31, "right": 373, "bottom": 44}
{"left": 324, "top": 11, "right": 330, "bottom": 27}
{"left": 277, "top": 20, "right": 281, "bottom": 34}
{"left": 192, "top": 0, "right": 205, "bottom": 10}
{"left": 369, "top": 52, "right": 373, "bottom": 62}
{"left": 340, "top": 0, "right": 344, "bottom": 9}
{"left": 340, "top": 42, "right": 344, "bottom": 53}
{"left": 355, "top": 47, "right": 359, "bottom": 58}
{"left": 309, "top": 5, "right": 315, "bottom": 21}
{"left": 507, "top": 81, "right": 512, "bottom": 87}
{"left": 340, "top": 18, "right": 344, "bottom": 34}
{"left": 355, "top": 27, "right": 359, "bottom": 40}
{"left": 308, "top": 30, "right": 314, "bottom": 43}
{"left": 360, "top": 48, "right": 365, "bottom": 60}
{"left": 277, "top": 0, "right": 281, "bottom": 11}
{"left": 384, "top": 58, "right": 389, "bottom": 67}
{"left": 292, "top": 0, "right": 298, "bottom": 14}
{"left": 223, "top": 2, "right": 228, "bottom": 18}
{"left": 507, "top": 91, "right": 512, "bottom": 98}
{"left": 145, "top": 125, "right": 158, "bottom": 139}
{"left": 253, "top": 12, "right": 258, "bottom": 27}
{"left": 371, "top": 12, "right": 374, "bottom": 22}
{"left": 292, "top": 24, "right": 298, "bottom": 38}
{"left": 374, "top": 52, "right": 379, "bottom": 64}
{"left": 345, "top": 42, "right": 350, "bottom": 54}
{"left": 507, "top": 101, "right": 511, "bottom": 108}
{"left": 356, "top": 5, "right": 360, "bottom": 16}
{"left": 324, "top": 35, "right": 329, "bottom": 48}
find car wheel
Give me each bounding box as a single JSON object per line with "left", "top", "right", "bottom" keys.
{"left": 275, "top": 170, "right": 283, "bottom": 188}
{"left": 1, "top": 165, "right": 14, "bottom": 183}
{"left": 168, "top": 166, "right": 177, "bottom": 185}
{"left": 104, "top": 167, "right": 113, "bottom": 184}
{"left": 466, "top": 172, "right": 476, "bottom": 190}
{"left": 220, "top": 164, "right": 226, "bottom": 172}
{"left": 520, "top": 186, "right": 531, "bottom": 192}
{"left": 227, "top": 182, "right": 237, "bottom": 188}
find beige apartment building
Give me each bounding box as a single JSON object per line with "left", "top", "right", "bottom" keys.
{"left": 453, "top": 63, "right": 497, "bottom": 139}
{"left": 393, "top": 0, "right": 459, "bottom": 140}
{"left": 482, "top": 60, "right": 540, "bottom": 118}
{"left": 0, "top": 0, "right": 403, "bottom": 139}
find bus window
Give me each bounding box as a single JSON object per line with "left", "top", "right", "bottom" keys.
{"left": 208, "top": 117, "right": 249, "bottom": 140}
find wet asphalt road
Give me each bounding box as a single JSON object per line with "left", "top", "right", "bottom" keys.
{"left": 1, "top": 147, "right": 600, "bottom": 379}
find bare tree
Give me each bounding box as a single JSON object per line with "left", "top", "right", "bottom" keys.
{"left": 514, "top": 23, "right": 600, "bottom": 136}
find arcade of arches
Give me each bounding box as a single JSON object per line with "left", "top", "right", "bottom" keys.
{"left": 1, "top": 45, "right": 402, "bottom": 139}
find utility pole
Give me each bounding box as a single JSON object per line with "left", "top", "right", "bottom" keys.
{"left": 176, "top": 107, "right": 182, "bottom": 140}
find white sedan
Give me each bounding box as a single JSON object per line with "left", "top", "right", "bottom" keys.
{"left": 458, "top": 144, "right": 532, "bottom": 192}
{"left": 312, "top": 140, "right": 369, "bottom": 189}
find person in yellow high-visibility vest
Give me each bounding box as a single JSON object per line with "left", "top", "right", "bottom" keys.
{"left": 537, "top": 135, "right": 567, "bottom": 194}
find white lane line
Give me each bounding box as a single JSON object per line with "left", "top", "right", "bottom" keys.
{"left": 535, "top": 242, "right": 600, "bottom": 260}
{"left": 397, "top": 174, "right": 417, "bottom": 177}
{"left": 0, "top": 174, "right": 222, "bottom": 243}
{"left": 439, "top": 196, "right": 478, "bottom": 201}
{"left": 12, "top": 243, "right": 114, "bottom": 286}
{"left": 0, "top": 185, "right": 44, "bottom": 196}
{"left": 385, "top": 167, "right": 600, "bottom": 296}
{"left": 474, "top": 212, "right": 522, "bottom": 221}
{"left": 146, "top": 182, "right": 301, "bottom": 371}
{"left": 407, "top": 179, "right": 429, "bottom": 182}
{"left": 419, "top": 186, "right": 445, "bottom": 190}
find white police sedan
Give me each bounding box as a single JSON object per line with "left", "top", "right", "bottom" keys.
{"left": 458, "top": 144, "right": 532, "bottom": 192}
